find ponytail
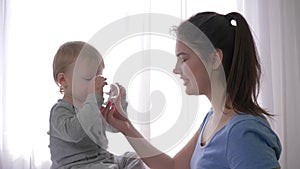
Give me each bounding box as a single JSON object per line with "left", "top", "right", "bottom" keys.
{"left": 225, "top": 12, "right": 271, "bottom": 118}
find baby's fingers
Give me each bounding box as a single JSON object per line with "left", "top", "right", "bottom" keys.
{"left": 95, "top": 76, "right": 107, "bottom": 88}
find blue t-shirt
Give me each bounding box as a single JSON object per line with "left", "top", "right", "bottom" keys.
{"left": 190, "top": 110, "right": 281, "bottom": 169}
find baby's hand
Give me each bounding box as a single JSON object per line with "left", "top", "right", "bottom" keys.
{"left": 88, "top": 75, "right": 107, "bottom": 96}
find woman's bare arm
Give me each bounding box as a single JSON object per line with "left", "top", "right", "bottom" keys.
{"left": 101, "top": 94, "right": 200, "bottom": 169}
{"left": 111, "top": 116, "right": 200, "bottom": 169}
{"left": 122, "top": 124, "right": 173, "bottom": 169}
{"left": 171, "top": 128, "right": 200, "bottom": 169}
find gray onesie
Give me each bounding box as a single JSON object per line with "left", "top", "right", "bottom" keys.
{"left": 48, "top": 93, "right": 145, "bottom": 169}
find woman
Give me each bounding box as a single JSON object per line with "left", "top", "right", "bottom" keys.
{"left": 102, "top": 12, "right": 281, "bottom": 169}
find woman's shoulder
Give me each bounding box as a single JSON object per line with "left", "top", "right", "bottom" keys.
{"left": 225, "top": 113, "right": 281, "bottom": 144}
{"left": 226, "top": 113, "right": 281, "bottom": 154}
{"left": 225, "top": 113, "right": 282, "bottom": 166}
{"left": 225, "top": 113, "right": 274, "bottom": 135}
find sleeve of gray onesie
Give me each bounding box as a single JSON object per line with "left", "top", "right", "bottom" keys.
{"left": 76, "top": 93, "right": 111, "bottom": 149}
{"left": 77, "top": 93, "right": 129, "bottom": 145}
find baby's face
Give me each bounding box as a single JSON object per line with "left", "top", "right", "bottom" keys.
{"left": 71, "top": 58, "right": 104, "bottom": 103}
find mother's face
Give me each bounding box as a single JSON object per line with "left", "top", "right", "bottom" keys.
{"left": 173, "top": 40, "right": 211, "bottom": 96}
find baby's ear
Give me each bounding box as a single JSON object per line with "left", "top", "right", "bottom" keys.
{"left": 210, "top": 48, "right": 223, "bottom": 70}
{"left": 57, "top": 73, "right": 68, "bottom": 88}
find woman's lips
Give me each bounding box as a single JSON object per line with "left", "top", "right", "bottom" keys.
{"left": 181, "top": 77, "right": 189, "bottom": 86}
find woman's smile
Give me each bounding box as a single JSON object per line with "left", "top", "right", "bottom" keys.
{"left": 181, "top": 77, "right": 190, "bottom": 86}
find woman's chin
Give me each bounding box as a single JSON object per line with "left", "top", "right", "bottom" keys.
{"left": 185, "top": 88, "right": 195, "bottom": 95}
{"left": 185, "top": 87, "right": 201, "bottom": 95}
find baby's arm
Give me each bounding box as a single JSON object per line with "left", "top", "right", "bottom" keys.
{"left": 50, "top": 77, "right": 111, "bottom": 148}
{"left": 50, "top": 104, "right": 87, "bottom": 143}
{"left": 76, "top": 93, "right": 110, "bottom": 148}
{"left": 75, "top": 76, "right": 111, "bottom": 148}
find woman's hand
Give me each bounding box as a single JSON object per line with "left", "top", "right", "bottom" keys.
{"left": 116, "top": 83, "right": 128, "bottom": 111}
{"left": 101, "top": 92, "right": 132, "bottom": 134}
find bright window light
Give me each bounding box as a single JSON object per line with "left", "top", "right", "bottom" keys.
{"left": 3, "top": 0, "right": 238, "bottom": 167}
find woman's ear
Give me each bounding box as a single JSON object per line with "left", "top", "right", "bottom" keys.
{"left": 210, "top": 48, "right": 223, "bottom": 70}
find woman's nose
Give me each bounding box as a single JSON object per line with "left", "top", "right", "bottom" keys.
{"left": 173, "top": 62, "right": 181, "bottom": 74}
{"left": 173, "top": 68, "right": 179, "bottom": 74}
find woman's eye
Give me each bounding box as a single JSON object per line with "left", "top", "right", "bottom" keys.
{"left": 83, "top": 77, "right": 93, "bottom": 81}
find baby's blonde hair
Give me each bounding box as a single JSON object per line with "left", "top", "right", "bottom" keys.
{"left": 52, "top": 41, "right": 103, "bottom": 93}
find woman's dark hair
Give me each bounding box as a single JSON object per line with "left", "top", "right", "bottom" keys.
{"left": 178, "top": 12, "right": 271, "bottom": 118}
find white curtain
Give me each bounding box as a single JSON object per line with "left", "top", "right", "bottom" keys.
{"left": 0, "top": 0, "right": 186, "bottom": 168}
{"left": 237, "top": 0, "right": 300, "bottom": 168}
{"left": 0, "top": 0, "right": 6, "bottom": 167}
{"left": 4, "top": 0, "right": 287, "bottom": 168}
{"left": 0, "top": 0, "right": 154, "bottom": 168}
